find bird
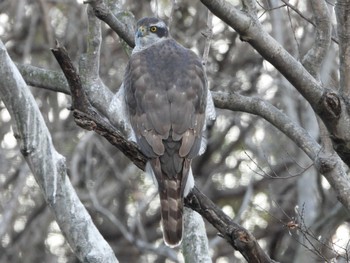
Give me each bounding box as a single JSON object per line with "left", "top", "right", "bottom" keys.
{"left": 122, "top": 17, "right": 215, "bottom": 247}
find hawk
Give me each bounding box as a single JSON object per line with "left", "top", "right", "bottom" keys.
{"left": 122, "top": 17, "right": 215, "bottom": 247}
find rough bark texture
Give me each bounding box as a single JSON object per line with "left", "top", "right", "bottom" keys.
{"left": 0, "top": 40, "right": 118, "bottom": 263}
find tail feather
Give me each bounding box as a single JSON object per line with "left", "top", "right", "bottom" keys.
{"left": 160, "top": 179, "right": 183, "bottom": 247}
{"left": 150, "top": 158, "right": 192, "bottom": 247}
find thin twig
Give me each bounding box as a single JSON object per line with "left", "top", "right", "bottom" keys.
{"left": 279, "top": 0, "right": 338, "bottom": 44}
{"left": 202, "top": 10, "right": 213, "bottom": 67}
{"left": 285, "top": 4, "right": 301, "bottom": 60}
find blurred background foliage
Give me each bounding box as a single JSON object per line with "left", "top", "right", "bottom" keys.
{"left": 0, "top": 0, "right": 348, "bottom": 262}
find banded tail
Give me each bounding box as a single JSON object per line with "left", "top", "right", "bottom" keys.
{"left": 150, "top": 157, "right": 193, "bottom": 247}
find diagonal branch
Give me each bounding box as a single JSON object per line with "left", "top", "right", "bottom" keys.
{"left": 0, "top": 39, "right": 118, "bottom": 263}
{"left": 212, "top": 91, "right": 320, "bottom": 160}
{"left": 199, "top": 0, "right": 324, "bottom": 108}
{"left": 185, "top": 187, "right": 279, "bottom": 263}
{"left": 51, "top": 45, "right": 145, "bottom": 170}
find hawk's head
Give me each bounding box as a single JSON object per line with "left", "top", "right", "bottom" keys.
{"left": 134, "top": 17, "right": 169, "bottom": 52}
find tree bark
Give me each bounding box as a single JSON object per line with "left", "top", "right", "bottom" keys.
{"left": 0, "top": 39, "right": 118, "bottom": 263}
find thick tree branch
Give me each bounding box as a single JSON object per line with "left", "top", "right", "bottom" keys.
{"left": 199, "top": 0, "right": 323, "bottom": 108}
{"left": 182, "top": 208, "right": 212, "bottom": 263}
{"left": 302, "top": 0, "right": 332, "bottom": 79}
{"left": 73, "top": 109, "right": 146, "bottom": 170}
{"left": 84, "top": 6, "right": 102, "bottom": 80}
{"left": 78, "top": 6, "right": 116, "bottom": 120}
{"left": 212, "top": 91, "right": 320, "bottom": 160}
{"left": 16, "top": 63, "right": 70, "bottom": 94}
{"left": 0, "top": 40, "right": 118, "bottom": 263}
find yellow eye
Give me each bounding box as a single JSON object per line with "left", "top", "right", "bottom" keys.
{"left": 150, "top": 26, "right": 157, "bottom": 33}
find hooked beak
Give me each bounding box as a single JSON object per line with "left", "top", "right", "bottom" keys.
{"left": 136, "top": 26, "right": 147, "bottom": 38}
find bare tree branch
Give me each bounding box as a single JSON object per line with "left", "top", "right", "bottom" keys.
{"left": 51, "top": 44, "right": 145, "bottom": 169}
{"left": 16, "top": 63, "right": 70, "bottom": 94}
{"left": 199, "top": 0, "right": 323, "bottom": 107}
{"left": 185, "top": 187, "right": 279, "bottom": 263}
{"left": 182, "top": 208, "right": 212, "bottom": 263}
{"left": 84, "top": 6, "right": 102, "bottom": 80}
{"left": 0, "top": 40, "right": 118, "bottom": 263}
{"left": 78, "top": 6, "right": 116, "bottom": 119}
{"left": 212, "top": 91, "right": 320, "bottom": 159}
{"left": 52, "top": 43, "right": 94, "bottom": 115}
{"left": 212, "top": 92, "right": 350, "bottom": 215}
{"left": 302, "top": 0, "right": 332, "bottom": 79}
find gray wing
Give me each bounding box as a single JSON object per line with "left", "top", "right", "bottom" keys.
{"left": 123, "top": 39, "right": 207, "bottom": 160}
